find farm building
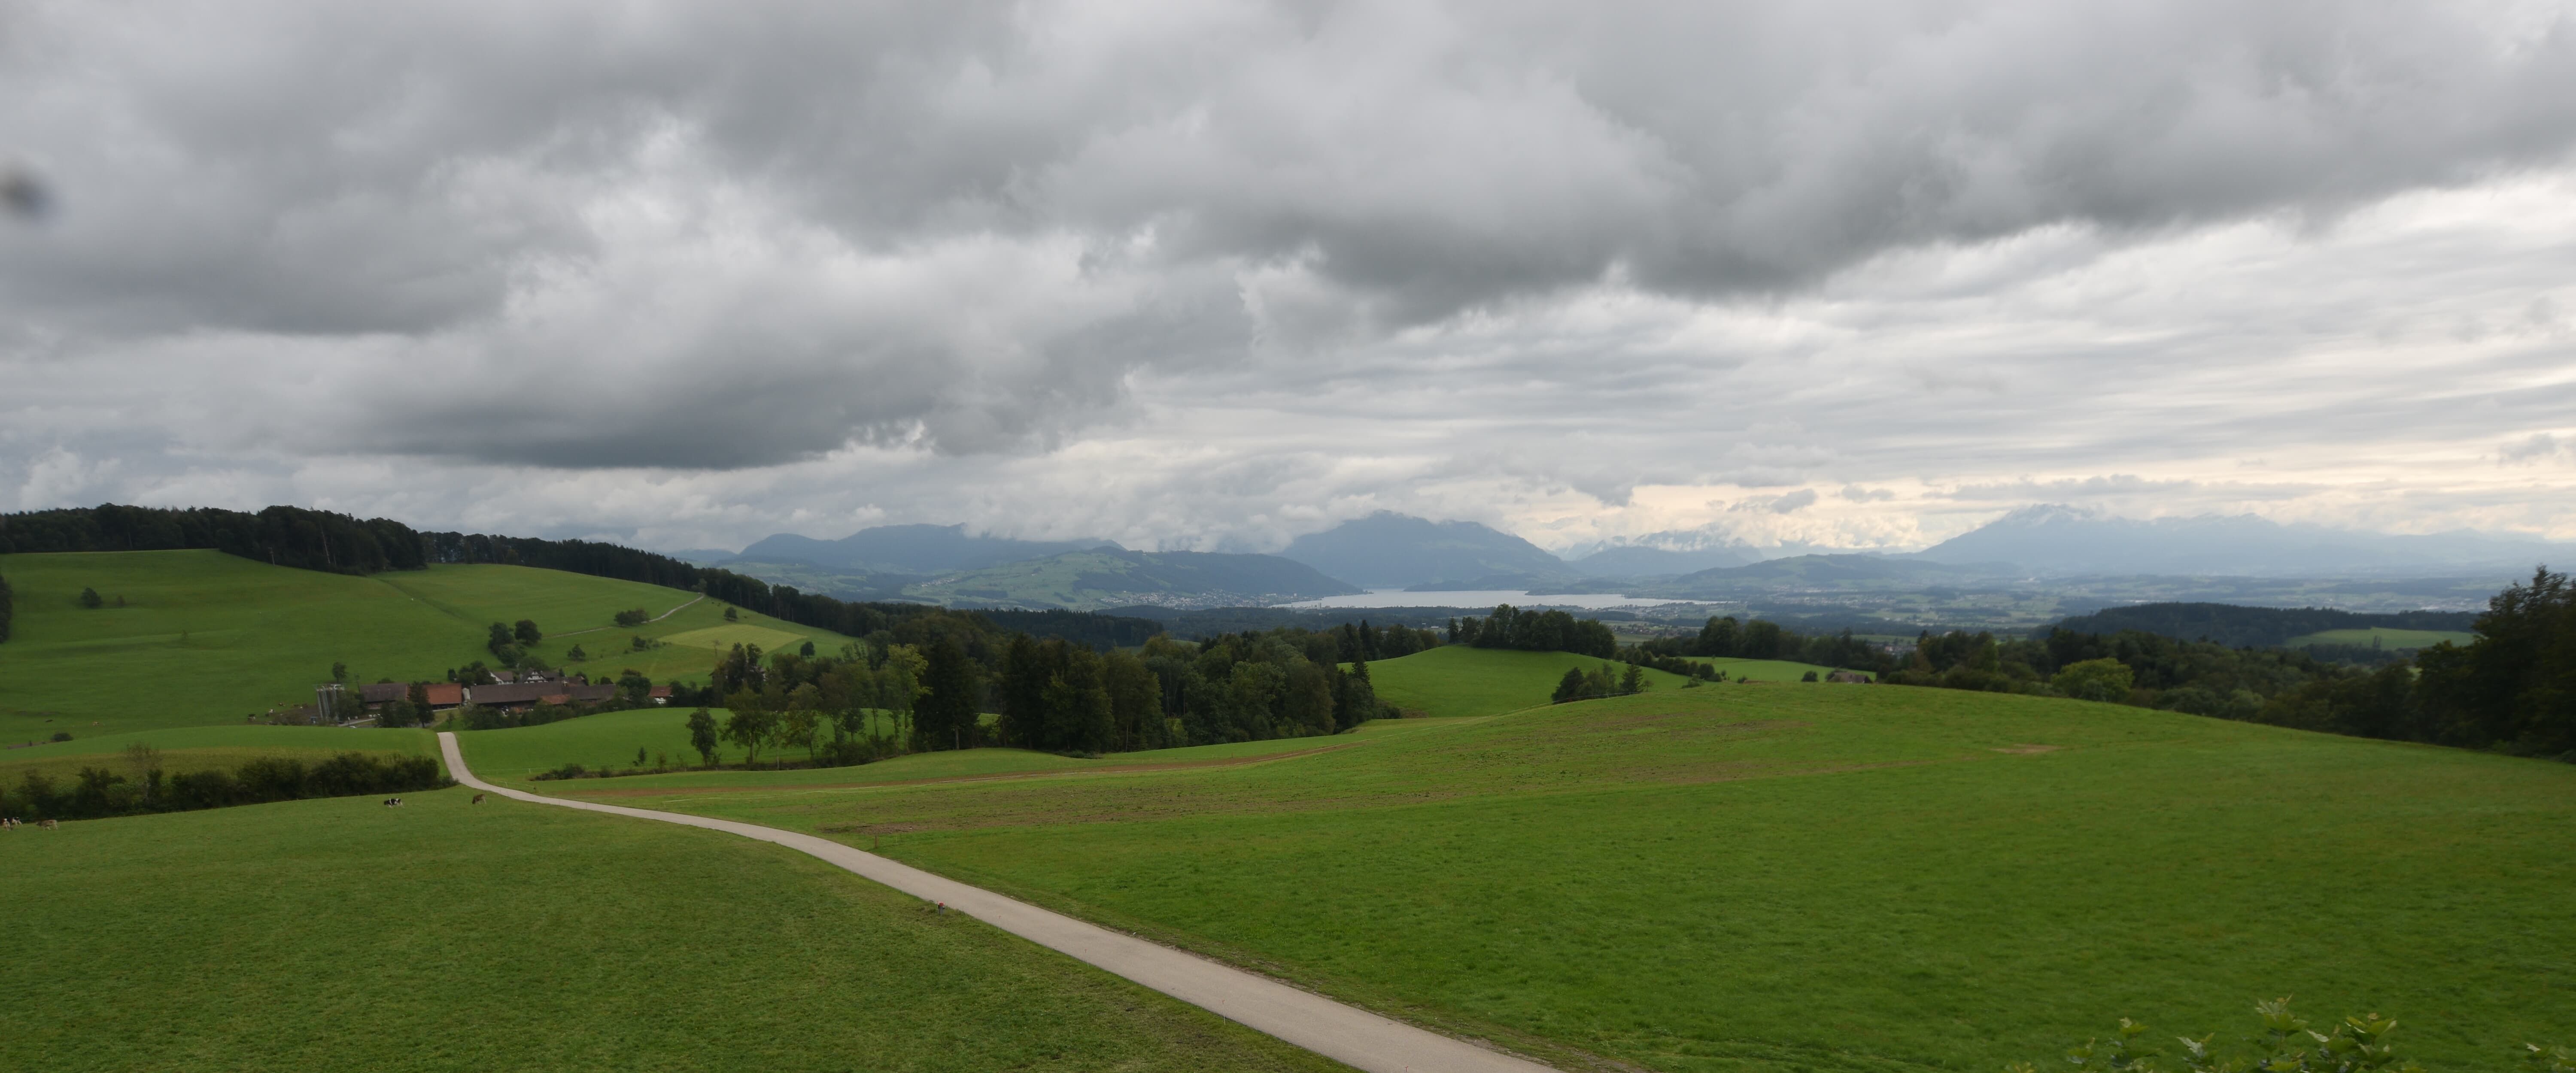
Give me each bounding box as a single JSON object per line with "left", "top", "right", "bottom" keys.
{"left": 356, "top": 682, "right": 465, "bottom": 711}
{"left": 465, "top": 682, "right": 619, "bottom": 710}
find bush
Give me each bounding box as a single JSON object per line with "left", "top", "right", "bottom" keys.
{"left": 49, "top": 730, "right": 71, "bottom": 742}
{"left": 2008, "top": 998, "right": 2570, "bottom": 1072}
{"left": 613, "top": 608, "right": 650, "bottom": 627}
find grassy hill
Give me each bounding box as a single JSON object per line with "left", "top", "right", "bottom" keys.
{"left": 1359, "top": 645, "right": 1851, "bottom": 718}
{"left": 2285, "top": 627, "right": 2476, "bottom": 649}
{"left": 455, "top": 711, "right": 1468, "bottom": 792}
{"left": 0, "top": 551, "right": 851, "bottom": 739}
{"left": 585, "top": 684, "right": 2576, "bottom": 1072}
{"left": 0, "top": 785, "right": 1338, "bottom": 1073}
{"left": 905, "top": 548, "right": 1358, "bottom": 610}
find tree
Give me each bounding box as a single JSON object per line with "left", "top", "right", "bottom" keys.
{"left": 566, "top": 644, "right": 587, "bottom": 662}
{"left": 1618, "top": 664, "right": 1648, "bottom": 695}
{"left": 1104, "top": 650, "right": 1166, "bottom": 749}
{"left": 685, "top": 709, "right": 720, "bottom": 767}
{"left": 513, "top": 619, "right": 542, "bottom": 646}
{"left": 79, "top": 585, "right": 103, "bottom": 609}
{"left": 613, "top": 609, "right": 649, "bottom": 627}
{"left": 723, "top": 705, "right": 776, "bottom": 767}
{"left": 915, "top": 637, "right": 979, "bottom": 752}
{"left": 329, "top": 661, "right": 348, "bottom": 683}
{"left": 124, "top": 743, "right": 162, "bottom": 804}
{"left": 778, "top": 709, "right": 820, "bottom": 764}
{"left": 1552, "top": 667, "right": 1587, "bottom": 703}
{"left": 723, "top": 606, "right": 739, "bottom": 621}
{"left": 799, "top": 640, "right": 816, "bottom": 658}
{"left": 2053, "top": 658, "right": 2136, "bottom": 703}
{"left": 617, "top": 669, "right": 652, "bottom": 705}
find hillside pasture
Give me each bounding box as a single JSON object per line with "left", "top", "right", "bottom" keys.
{"left": 2287, "top": 627, "right": 2476, "bottom": 649}
{"left": 0, "top": 551, "right": 485, "bottom": 738}
{"left": 622, "top": 684, "right": 2576, "bottom": 1073}
{"left": 0, "top": 788, "right": 1340, "bottom": 1073}
{"left": 0, "top": 551, "right": 846, "bottom": 737}
{"left": 457, "top": 712, "right": 1469, "bottom": 793}
{"left": 1358, "top": 645, "right": 1695, "bottom": 718}
{"left": 1687, "top": 655, "right": 1865, "bottom": 682}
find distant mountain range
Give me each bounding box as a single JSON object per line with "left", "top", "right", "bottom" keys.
{"left": 687, "top": 504, "right": 2566, "bottom": 613}
{"left": 1564, "top": 544, "right": 1756, "bottom": 577}
{"left": 1631, "top": 553, "right": 1997, "bottom": 599}
{"left": 906, "top": 548, "right": 1358, "bottom": 611}
{"left": 1277, "top": 512, "right": 1572, "bottom": 588}
{"left": 732, "top": 524, "right": 1119, "bottom": 575}
{"left": 1917, "top": 505, "right": 2569, "bottom": 577}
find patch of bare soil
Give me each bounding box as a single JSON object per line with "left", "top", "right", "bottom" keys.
{"left": 1988, "top": 743, "right": 2064, "bottom": 755}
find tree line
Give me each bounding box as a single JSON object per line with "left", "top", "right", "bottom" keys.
{"left": 1448, "top": 605, "right": 1618, "bottom": 658}
{"left": 2, "top": 748, "right": 449, "bottom": 821}
{"left": 1886, "top": 567, "right": 2576, "bottom": 760}
{"left": 0, "top": 503, "right": 425, "bottom": 574}
{"left": 0, "top": 572, "right": 12, "bottom": 643}
{"left": 597, "top": 621, "right": 1407, "bottom": 777}
{"left": 2048, "top": 601, "right": 2476, "bottom": 649}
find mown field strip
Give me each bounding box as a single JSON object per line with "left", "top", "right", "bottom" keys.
{"left": 437, "top": 732, "right": 1555, "bottom": 1073}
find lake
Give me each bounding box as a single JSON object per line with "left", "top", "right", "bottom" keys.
{"left": 1276, "top": 589, "right": 1694, "bottom": 610}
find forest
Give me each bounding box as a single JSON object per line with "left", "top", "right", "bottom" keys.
{"left": 1886, "top": 567, "right": 2576, "bottom": 760}
{"left": 2047, "top": 601, "right": 2476, "bottom": 648}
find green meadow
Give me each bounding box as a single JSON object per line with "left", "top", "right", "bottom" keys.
{"left": 1688, "top": 655, "right": 1866, "bottom": 682}
{"left": 456, "top": 712, "right": 1471, "bottom": 793}
{"left": 2287, "top": 627, "right": 2477, "bottom": 649}
{"left": 586, "top": 682, "right": 2576, "bottom": 1072}
{"left": 0, "top": 551, "right": 848, "bottom": 739}
{"left": 0, "top": 786, "right": 1340, "bottom": 1073}
{"left": 1361, "top": 645, "right": 1691, "bottom": 718}
{"left": 15, "top": 550, "right": 2572, "bottom": 1070}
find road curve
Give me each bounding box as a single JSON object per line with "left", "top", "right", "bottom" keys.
{"left": 437, "top": 733, "right": 1555, "bottom": 1073}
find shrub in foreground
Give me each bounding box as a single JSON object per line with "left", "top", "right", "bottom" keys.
{"left": 2010, "top": 998, "right": 2569, "bottom": 1073}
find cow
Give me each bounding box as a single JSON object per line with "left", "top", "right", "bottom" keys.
{"left": 471, "top": 793, "right": 486, "bottom": 805}
{"left": 382, "top": 797, "right": 405, "bottom": 808}
{"left": 39, "top": 819, "right": 59, "bottom": 831}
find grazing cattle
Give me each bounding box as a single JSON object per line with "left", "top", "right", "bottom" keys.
{"left": 39, "top": 819, "right": 59, "bottom": 831}
{"left": 382, "top": 797, "right": 406, "bottom": 808}
{"left": 471, "top": 793, "right": 486, "bottom": 805}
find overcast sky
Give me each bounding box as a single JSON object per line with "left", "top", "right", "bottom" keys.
{"left": 5, "top": 0, "right": 2575, "bottom": 555}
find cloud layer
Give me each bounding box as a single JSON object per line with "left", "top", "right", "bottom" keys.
{"left": 4, "top": 0, "right": 2575, "bottom": 551}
